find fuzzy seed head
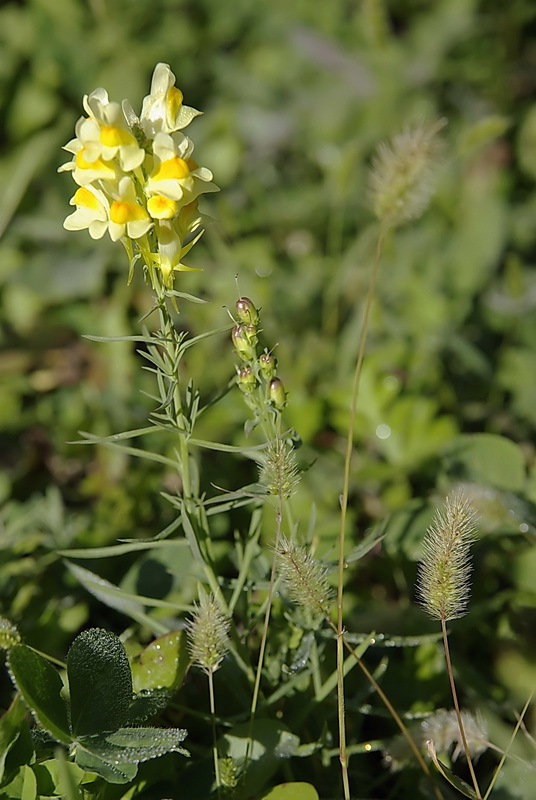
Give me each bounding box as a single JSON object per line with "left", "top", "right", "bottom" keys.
{"left": 384, "top": 709, "right": 488, "bottom": 771}
{"left": 276, "top": 536, "right": 333, "bottom": 618}
{"left": 259, "top": 439, "right": 300, "bottom": 500}
{"left": 186, "top": 594, "right": 230, "bottom": 674}
{"left": 369, "top": 118, "right": 446, "bottom": 228}
{"left": 0, "top": 618, "right": 21, "bottom": 650}
{"left": 417, "top": 491, "right": 478, "bottom": 621}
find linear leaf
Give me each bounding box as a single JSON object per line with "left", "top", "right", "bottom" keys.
{"left": 426, "top": 740, "right": 479, "bottom": 799}
{"left": 65, "top": 563, "right": 171, "bottom": 633}
{"left": 83, "top": 334, "right": 171, "bottom": 344}
{"left": 58, "top": 538, "right": 188, "bottom": 559}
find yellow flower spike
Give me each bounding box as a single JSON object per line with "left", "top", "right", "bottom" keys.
{"left": 61, "top": 64, "right": 219, "bottom": 288}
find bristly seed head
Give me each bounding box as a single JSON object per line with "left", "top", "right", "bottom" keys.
{"left": 368, "top": 118, "right": 446, "bottom": 229}
{"left": 259, "top": 439, "right": 300, "bottom": 500}
{"left": 186, "top": 592, "right": 230, "bottom": 674}
{"left": 417, "top": 490, "right": 478, "bottom": 622}
{"left": 275, "top": 536, "right": 333, "bottom": 618}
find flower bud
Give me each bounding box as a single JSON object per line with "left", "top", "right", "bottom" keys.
{"left": 235, "top": 296, "right": 259, "bottom": 327}
{"left": 269, "top": 377, "right": 286, "bottom": 410}
{"left": 259, "top": 351, "right": 277, "bottom": 380}
{"left": 232, "top": 324, "right": 257, "bottom": 361}
{"left": 237, "top": 365, "right": 257, "bottom": 393}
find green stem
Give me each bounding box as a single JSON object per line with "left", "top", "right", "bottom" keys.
{"left": 336, "top": 229, "right": 385, "bottom": 800}
{"left": 208, "top": 669, "right": 221, "bottom": 798}
{"left": 441, "top": 618, "right": 482, "bottom": 799}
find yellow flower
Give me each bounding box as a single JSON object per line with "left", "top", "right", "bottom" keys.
{"left": 58, "top": 140, "right": 120, "bottom": 187}
{"left": 63, "top": 185, "right": 109, "bottom": 239}
{"left": 81, "top": 88, "right": 145, "bottom": 171}
{"left": 124, "top": 62, "right": 202, "bottom": 137}
{"left": 146, "top": 132, "right": 218, "bottom": 206}
{"left": 107, "top": 177, "right": 152, "bottom": 242}
{"left": 147, "top": 195, "right": 178, "bottom": 220}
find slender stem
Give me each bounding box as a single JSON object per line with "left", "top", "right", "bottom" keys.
{"left": 334, "top": 623, "right": 446, "bottom": 800}
{"left": 483, "top": 692, "right": 533, "bottom": 800}
{"left": 441, "top": 619, "right": 482, "bottom": 799}
{"left": 337, "top": 628, "right": 351, "bottom": 800}
{"left": 336, "top": 229, "right": 385, "bottom": 800}
{"left": 249, "top": 503, "right": 282, "bottom": 718}
{"left": 208, "top": 669, "right": 221, "bottom": 798}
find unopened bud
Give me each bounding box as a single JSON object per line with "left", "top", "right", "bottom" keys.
{"left": 237, "top": 365, "right": 256, "bottom": 393}
{"left": 269, "top": 377, "right": 286, "bottom": 410}
{"left": 232, "top": 324, "right": 257, "bottom": 361}
{"left": 235, "top": 296, "right": 259, "bottom": 327}
{"left": 259, "top": 351, "right": 277, "bottom": 380}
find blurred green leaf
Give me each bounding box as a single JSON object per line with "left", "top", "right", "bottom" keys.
{"left": 260, "top": 782, "right": 319, "bottom": 800}
{"left": 445, "top": 433, "right": 526, "bottom": 492}
{"left": 131, "top": 630, "right": 189, "bottom": 694}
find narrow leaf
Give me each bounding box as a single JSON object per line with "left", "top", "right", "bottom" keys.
{"left": 58, "top": 538, "right": 188, "bottom": 558}
{"left": 165, "top": 290, "right": 208, "bottom": 303}
{"left": 426, "top": 739, "right": 479, "bottom": 799}
{"left": 343, "top": 521, "right": 387, "bottom": 565}
{"left": 82, "top": 334, "right": 172, "bottom": 344}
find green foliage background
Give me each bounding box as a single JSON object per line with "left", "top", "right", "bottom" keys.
{"left": 1, "top": 0, "right": 536, "bottom": 798}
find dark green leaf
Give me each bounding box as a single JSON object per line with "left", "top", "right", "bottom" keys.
{"left": 74, "top": 745, "right": 138, "bottom": 785}
{"left": 0, "top": 694, "right": 33, "bottom": 785}
{"left": 67, "top": 629, "right": 132, "bottom": 737}
{"left": 7, "top": 646, "right": 71, "bottom": 744}
{"left": 79, "top": 726, "right": 189, "bottom": 763}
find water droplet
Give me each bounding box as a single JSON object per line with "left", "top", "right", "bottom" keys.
{"left": 375, "top": 423, "right": 391, "bottom": 440}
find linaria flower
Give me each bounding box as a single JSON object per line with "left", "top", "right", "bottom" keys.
{"left": 146, "top": 132, "right": 217, "bottom": 206}
{"left": 63, "top": 184, "right": 109, "bottom": 239}
{"left": 107, "top": 176, "right": 152, "bottom": 242}
{"left": 127, "top": 62, "right": 202, "bottom": 137}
